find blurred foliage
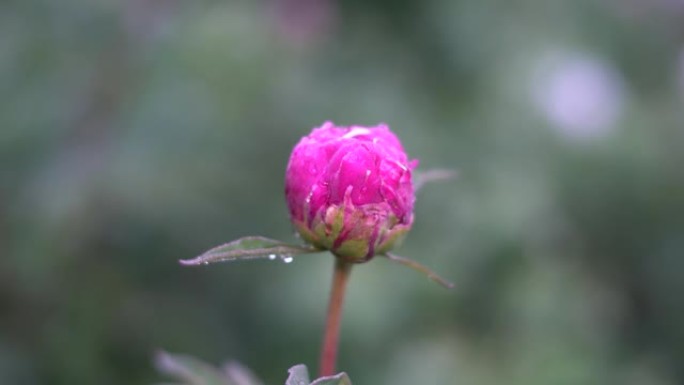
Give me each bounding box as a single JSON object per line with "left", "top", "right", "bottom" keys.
{"left": 155, "top": 350, "right": 264, "bottom": 385}
{"left": 1, "top": 0, "right": 684, "bottom": 384}
{"left": 154, "top": 351, "right": 352, "bottom": 385}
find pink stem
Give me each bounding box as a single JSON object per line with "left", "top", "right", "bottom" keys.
{"left": 319, "top": 258, "right": 353, "bottom": 377}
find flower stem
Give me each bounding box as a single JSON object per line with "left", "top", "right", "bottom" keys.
{"left": 319, "top": 258, "right": 353, "bottom": 377}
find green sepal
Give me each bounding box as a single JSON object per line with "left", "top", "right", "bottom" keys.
{"left": 374, "top": 223, "right": 410, "bottom": 255}
{"left": 333, "top": 239, "right": 369, "bottom": 262}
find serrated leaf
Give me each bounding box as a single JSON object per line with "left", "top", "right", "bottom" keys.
{"left": 285, "top": 364, "right": 311, "bottom": 385}
{"left": 154, "top": 350, "right": 232, "bottom": 385}
{"left": 310, "top": 372, "right": 352, "bottom": 385}
{"left": 180, "top": 236, "right": 321, "bottom": 266}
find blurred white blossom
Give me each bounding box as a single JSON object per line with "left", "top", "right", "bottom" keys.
{"left": 271, "top": 0, "right": 337, "bottom": 46}
{"left": 532, "top": 52, "right": 627, "bottom": 141}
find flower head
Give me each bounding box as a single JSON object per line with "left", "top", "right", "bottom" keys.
{"left": 285, "top": 121, "right": 417, "bottom": 262}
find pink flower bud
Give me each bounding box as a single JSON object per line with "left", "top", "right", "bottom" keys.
{"left": 285, "top": 121, "right": 417, "bottom": 262}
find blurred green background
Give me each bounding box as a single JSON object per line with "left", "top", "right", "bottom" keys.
{"left": 2, "top": 0, "right": 684, "bottom": 384}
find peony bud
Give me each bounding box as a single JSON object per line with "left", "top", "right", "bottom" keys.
{"left": 285, "top": 121, "right": 417, "bottom": 263}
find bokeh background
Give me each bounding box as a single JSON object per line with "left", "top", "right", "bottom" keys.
{"left": 2, "top": 0, "right": 684, "bottom": 384}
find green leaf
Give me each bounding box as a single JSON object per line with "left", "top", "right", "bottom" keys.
{"left": 180, "top": 236, "right": 321, "bottom": 266}
{"left": 383, "top": 253, "right": 454, "bottom": 289}
{"left": 285, "top": 364, "right": 311, "bottom": 385}
{"left": 310, "top": 372, "right": 352, "bottom": 385}
{"left": 154, "top": 350, "right": 232, "bottom": 385}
